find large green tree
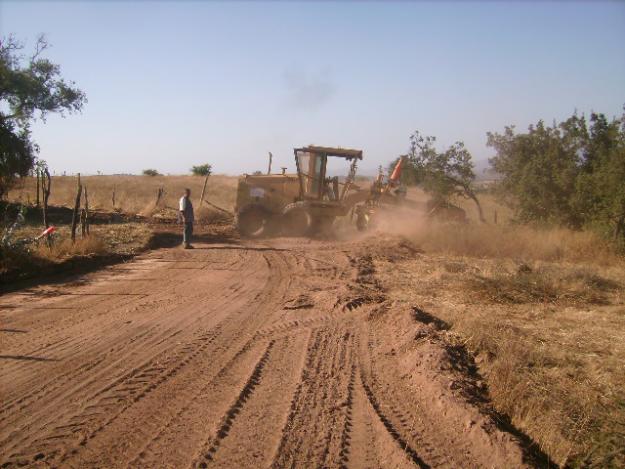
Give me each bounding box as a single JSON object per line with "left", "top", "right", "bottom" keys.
{"left": 488, "top": 109, "right": 625, "bottom": 240}
{"left": 0, "top": 35, "right": 86, "bottom": 197}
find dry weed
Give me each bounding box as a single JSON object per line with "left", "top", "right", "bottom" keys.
{"left": 407, "top": 222, "right": 619, "bottom": 265}
{"left": 468, "top": 265, "right": 621, "bottom": 305}
{"left": 34, "top": 236, "right": 107, "bottom": 259}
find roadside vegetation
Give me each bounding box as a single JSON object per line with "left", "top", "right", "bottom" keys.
{"left": 488, "top": 110, "right": 625, "bottom": 245}
{"left": 0, "top": 220, "right": 151, "bottom": 282}
{"left": 376, "top": 218, "right": 624, "bottom": 467}
{"left": 0, "top": 35, "right": 85, "bottom": 198}
{"left": 381, "top": 109, "right": 624, "bottom": 467}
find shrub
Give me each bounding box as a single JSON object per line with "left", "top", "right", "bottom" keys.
{"left": 142, "top": 169, "right": 160, "bottom": 177}
{"left": 190, "top": 164, "right": 212, "bottom": 176}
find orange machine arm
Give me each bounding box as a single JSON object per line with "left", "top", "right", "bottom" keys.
{"left": 389, "top": 156, "right": 404, "bottom": 183}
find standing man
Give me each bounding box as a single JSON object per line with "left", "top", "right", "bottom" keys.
{"left": 179, "top": 188, "right": 194, "bottom": 249}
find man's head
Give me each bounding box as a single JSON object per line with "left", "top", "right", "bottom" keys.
{"left": 184, "top": 188, "right": 191, "bottom": 197}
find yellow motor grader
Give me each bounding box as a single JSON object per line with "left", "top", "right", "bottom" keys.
{"left": 234, "top": 145, "right": 409, "bottom": 237}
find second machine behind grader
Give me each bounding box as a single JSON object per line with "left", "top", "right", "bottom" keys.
{"left": 234, "top": 145, "right": 409, "bottom": 238}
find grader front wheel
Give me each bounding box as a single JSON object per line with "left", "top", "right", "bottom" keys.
{"left": 281, "top": 203, "right": 312, "bottom": 237}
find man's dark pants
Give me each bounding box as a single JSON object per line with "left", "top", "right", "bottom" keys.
{"left": 183, "top": 222, "right": 193, "bottom": 245}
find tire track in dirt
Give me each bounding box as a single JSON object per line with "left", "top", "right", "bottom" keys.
{"left": 200, "top": 332, "right": 309, "bottom": 469}
{"left": 0, "top": 248, "right": 283, "bottom": 467}
{"left": 58, "top": 250, "right": 299, "bottom": 468}
{"left": 0, "top": 251, "right": 250, "bottom": 409}
{"left": 0, "top": 275, "right": 240, "bottom": 448}
{"left": 270, "top": 324, "right": 356, "bottom": 469}
{"left": 191, "top": 341, "right": 276, "bottom": 468}
{"left": 123, "top": 337, "right": 267, "bottom": 468}
{"left": 0, "top": 248, "right": 246, "bottom": 356}
{"left": 1, "top": 237, "right": 541, "bottom": 469}
{"left": 359, "top": 375, "right": 429, "bottom": 468}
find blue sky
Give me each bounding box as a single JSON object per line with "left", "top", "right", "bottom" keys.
{"left": 1, "top": 1, "right": 624, "bottom": 175}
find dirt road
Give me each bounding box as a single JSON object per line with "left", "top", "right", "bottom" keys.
{"left": 1, "top": 235, "right": 540, "bottom": 468}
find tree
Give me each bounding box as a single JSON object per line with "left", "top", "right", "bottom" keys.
{"left": 487, "top": 119, "right": 582, "bottom": 227}
{"left": 0, "top": 35, "right": 86, "bottom": 197}
{"left": 191, "top": 164, "right": 212, "bottom": 176}
{"left": 398, "top": 131, "right": 485, "bottom": 222}
{"left": 488, "top": 109, "right": 625, "bottom": 241}
{"left": 574, "top": 112, "right": 625, "bottom": 240}
{"left": 142, "top": 168, "right": 160, "bottom": 176}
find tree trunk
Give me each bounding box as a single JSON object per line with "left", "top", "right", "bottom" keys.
{"left": 71, "top": 174, "right": 82, "bottom": 243}
{"left": 465, "top": 186, "right": 486, "bottom": 223}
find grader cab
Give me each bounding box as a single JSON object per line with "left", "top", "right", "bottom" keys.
{"left": 235, "top": 146, "right": 364, "bottom": 237}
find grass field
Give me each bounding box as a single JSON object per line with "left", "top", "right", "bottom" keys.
{"left": 7, "top": 174, "right": 239, "bottom": 214}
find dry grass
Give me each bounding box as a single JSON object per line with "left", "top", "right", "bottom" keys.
{"left": 454, "top": 304, "right": 625, "bottom": 468}
{"left": 415, "top": 223, "right": 616, "bottom": 264}
{"left": 33, "top": 235, "right": 107, "bottom": 260}
{"left": 0, "top": 223, "right": 152, "bottom": 279}
{"left": 375, "top": 225, "right": 625, "bottom": 467}
{"left": 7, "top": 175, "right": 238, "bottom": 215}
{"left": 468, "top": 265, "right": 621, "bottom": 305}
{"left": 378, "top": 202, "right": 619, "bottom": 265}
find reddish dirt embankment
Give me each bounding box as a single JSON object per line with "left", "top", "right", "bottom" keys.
{"left": 1, "top": 236, "right": 544, "bottom": 468}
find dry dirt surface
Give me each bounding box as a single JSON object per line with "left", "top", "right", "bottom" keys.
{"left": 1, "top": 234, "right": 544, "bottom": 469}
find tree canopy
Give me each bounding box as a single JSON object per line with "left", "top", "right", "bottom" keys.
{"left": 394, "top": 131, "right": 484, "bottom": 221}
{"left": 488, "top": 109, "right": 625, "bottom": 241}
{"left": 191, "top": 164, "right": 212, "bottom": 177}
{"left": 0, "top": 35, "right": 86, "bottom": 197}
{"left": 142, "top": 168, "right": 161, "bottom": 177}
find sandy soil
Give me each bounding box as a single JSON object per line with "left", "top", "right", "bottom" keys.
{"left": 1, "top": 234, "right": 542, "bottom": 468}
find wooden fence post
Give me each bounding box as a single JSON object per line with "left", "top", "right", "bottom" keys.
{"left": 36, "top": 169, "right": 40, "bottom": 207}
{"left": 155, "top": 187, "right": 165, "bottom": 207}
{"left": 42, "top": 167, "right": 51, "bottom": 229}
{"left": 71, "top": 173, "right": 82, "bottom": 243}
{"left": 81, "top": 208, "right": 86, "bottom": 238}
{"left": 84, "top": 185, "right": 90, "bottom": 235}
{"left": 112, "top": 185, "right": 116, "bottom": 209}
{"left": 199, "top": 173, "right": 210, "bottom": 206}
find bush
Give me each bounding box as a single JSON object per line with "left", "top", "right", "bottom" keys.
{"left": 190, "top": 164, "right": 212, "bottom": 176}
{"left": 142, "top": 169, "right": 160, "bottom": 177}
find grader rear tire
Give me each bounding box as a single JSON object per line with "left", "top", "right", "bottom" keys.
{"left": 236, "top": 204, "right": 276, "bottom": 238}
